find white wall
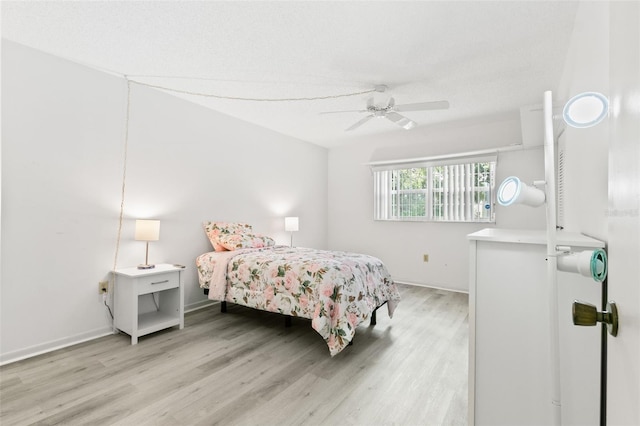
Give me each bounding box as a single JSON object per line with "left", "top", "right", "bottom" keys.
{"left": 1, "top": 40, "right": 328, "bottom": 363}
{"left": 327, "top": 114, "right": 546, "bottom": 292}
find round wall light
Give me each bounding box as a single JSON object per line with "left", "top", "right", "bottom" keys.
{"left": 497, "top": 176, "right": 546, "bottom": 207}
{"left": 562, "top": 92, "right": 609, "bottom": 128}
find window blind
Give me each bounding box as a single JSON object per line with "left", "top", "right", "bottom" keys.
{"left": 372, "top": 154, "right": 497, "bottom": 222}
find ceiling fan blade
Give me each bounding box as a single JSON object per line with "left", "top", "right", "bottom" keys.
{"left": 385, "top": 112, "right": 416, "bottom": 130}
{"left": 346, "top": 115, "right": 374, "bottom": 131}
{"left": 394, "top": 100, "right": 450, "bottom": 112}
{"left": 320, "top": 109, "right": 367, "bottom": 115}
{"left": 366, "top": 97, "right": 375, "bottom": 109}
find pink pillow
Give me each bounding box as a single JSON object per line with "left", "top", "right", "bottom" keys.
{"left": 203, "top": 221, "right": 253, "bottom": 251}
{"left": 217, "top": 233, "right": 275, "bottom": 250}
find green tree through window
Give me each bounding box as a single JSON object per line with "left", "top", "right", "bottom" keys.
{"left": 374, "top": 159, "right": 496, "bottom": 222}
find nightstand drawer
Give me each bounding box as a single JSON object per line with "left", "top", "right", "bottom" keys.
{"left": 137, "top": 272, "right": 179, "bottom": 295}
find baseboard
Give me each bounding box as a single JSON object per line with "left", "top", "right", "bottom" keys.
{"left": 5, "top": 289, "right": 446, "bottom": 365}
{"left": 394, "top": 280, "right": 469, "bottom": 295}
{"left": 1, "top": 300, "right": 219, "bottom": 366}
{"left": 0, "top": 326, "right": 115, "bottom": 366}
{"left": 185, "top": 299, "right": 217, "bottom": 313}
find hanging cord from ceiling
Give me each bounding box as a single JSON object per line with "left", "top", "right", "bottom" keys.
{"left": 128, "top": 79, "right": 375, "bottom": 101}
{"left": 35, "top": 52, "right": 375, "bottom": 102}
{"left": 105, "top": 78, "right": 133, "bottom": 320}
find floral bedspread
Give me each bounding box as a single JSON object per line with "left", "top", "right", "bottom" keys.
{"left": 196, "top": 246, "right": 400, "bottom": 356}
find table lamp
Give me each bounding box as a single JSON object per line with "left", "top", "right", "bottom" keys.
{"left": 135, "top": 219, "right": 160, "bottom": 269}
{"left": 284, "top": 217, "right": 299, "bottom": 247}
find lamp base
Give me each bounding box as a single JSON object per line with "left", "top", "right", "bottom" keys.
{"left": 137, "top": 264, "right": 155, "bottom": 270}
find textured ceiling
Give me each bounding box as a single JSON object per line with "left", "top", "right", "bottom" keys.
{"left": 2, "top": 1, "right": 579, "bottom": 147}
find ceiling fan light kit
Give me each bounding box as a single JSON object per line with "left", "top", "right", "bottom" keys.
{"left": 321, "top": 84, "right": 450, "bottom": 131}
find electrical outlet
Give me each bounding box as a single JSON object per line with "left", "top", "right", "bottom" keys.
{"left": 99, "top": 281, "right": 109, "bottom": 294}
{"left": 423, "top": 254, "right": 429, "bottom": 262}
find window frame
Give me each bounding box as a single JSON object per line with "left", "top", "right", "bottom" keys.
{"left": 372, "top": 154, "right": 497, "bottom": 223}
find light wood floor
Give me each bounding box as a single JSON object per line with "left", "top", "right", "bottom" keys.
{"left": 0, "top": 284, "right": 469, "bottom": 425}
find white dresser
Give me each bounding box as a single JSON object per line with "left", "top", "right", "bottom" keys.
{"left": 468, "top": 228, "right": 605, "bottom": 425}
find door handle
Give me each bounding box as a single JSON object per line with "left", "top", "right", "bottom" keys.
{"left": 572, "top": 300, "right": 619, "bottom": 337}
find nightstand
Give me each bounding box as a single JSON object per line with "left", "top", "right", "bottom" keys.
{"left": 113, "top": 264, "right": 184, "bottom": 344}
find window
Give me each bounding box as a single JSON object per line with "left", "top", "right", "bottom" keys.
{"left": 373, "top": 155, "right": 496, "bottom": 222}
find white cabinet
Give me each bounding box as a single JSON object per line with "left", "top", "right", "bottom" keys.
{"left": 114, "top": 264, "right": 184, "bottom": 344}
{"left": 468, "top": 228, "right": 604, "bottom": 425}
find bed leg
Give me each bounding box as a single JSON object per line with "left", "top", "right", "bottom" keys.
{"left": 370, "top": 309, "right": 377, "bottom": 326}
{"left": 285, "top": 316, "right": 292, "bottom": 327}
{"left": 220, "top": 301, "right": 227, "bottom": 313}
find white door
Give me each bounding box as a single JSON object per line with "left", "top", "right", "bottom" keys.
{"left": 606, "top": 3, "right": 640, "bottom": 425}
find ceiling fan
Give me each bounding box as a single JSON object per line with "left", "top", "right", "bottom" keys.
{"left": 320, "top": 85, "right": 450, "bottom": 131}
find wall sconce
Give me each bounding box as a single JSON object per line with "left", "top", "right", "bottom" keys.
{"left": 284, "top": 216, "right": 299, "bottom": 247}
{"left": 497, "top": 176, "right": 546, "bottom": 207}
{"left": 562, "top": 92, "right": 609, "bottom": 128}
{"left": 135, "top": 219, "right": 160, "bottom": 269}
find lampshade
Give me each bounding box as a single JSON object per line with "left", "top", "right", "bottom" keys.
{"left": 497, "top": 176, "right": 546, "bottom": 207}
{"left": 135, "top": 219, "right": 160, "bottom": 241}
{"left": 285, "top": 217, "right": 299, "bottom": 232}
{"left": 562, "top": 92, "right": 609, "bottom": 128}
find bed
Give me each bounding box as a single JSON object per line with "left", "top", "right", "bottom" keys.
{"left": 196, "top": 222, "right": 401, "bottom": 356}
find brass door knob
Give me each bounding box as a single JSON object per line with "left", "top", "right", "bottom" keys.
{"left": 572, "top": 300, "right": 619, "bottom": 337}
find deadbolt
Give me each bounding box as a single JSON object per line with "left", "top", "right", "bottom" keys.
{"left": 572, "top": 300, "right": 619, "bottom": 337}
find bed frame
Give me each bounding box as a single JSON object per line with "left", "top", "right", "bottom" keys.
{"left": 204, "top": 288, "right": 386, "bottom": 327}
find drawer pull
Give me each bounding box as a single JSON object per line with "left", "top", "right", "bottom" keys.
{"left": 152, "top": 279, "right": 169, "bottom": 285}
